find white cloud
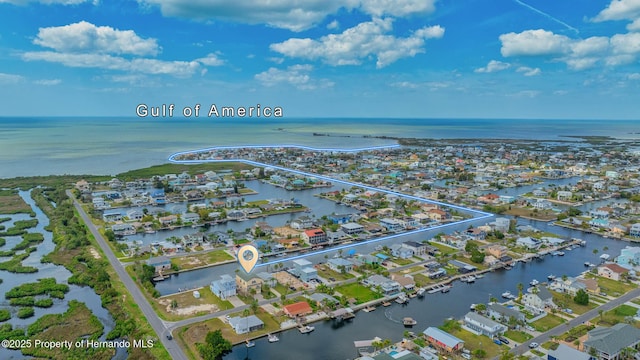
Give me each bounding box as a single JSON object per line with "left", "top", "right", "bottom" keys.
{"left": 34, "top": 21, "right": 159, "bottom": 56}
{"left": 509, "top": 90, "right": 540, "bottom": 98}
{"left": 610, "top": 32, "right": 640, "bottom": 54}
{"left": 137, "top": 0, "right": 437, "bottom": 31}
{"left": 628, "top": 18, "right": 640, "bottom": 31}
{"left": 327, "top": 20, "right": 339, "bottom": 30}
{"left": 391, "top": 81, "right": 418, "bottom": 88}
{"left": 270, "top": 18, "right": 444, "bottom": 68}
{"left": 516, "top": 66, "right": 541, "bottom": 76}
{"left": 196, "top": 53, "right": 224, "bottom": 66}
{"left": 255, "top": 64, "right": 333, "bottom": 90}
{"left": 593, "top": 0, "right": 640, "bottom": 22}
{"left": 0, "top": 0, "right": 88, "bottom": 5}
{"left": 34, "top": 79, "right": 62, "bottom": 85}
{"left": 474, "top": 60, "right": 510, "bottom": 73}
{"left": 627, "top": 72, "right": 640, "bottom": 79}
{"left": 22, "top": 51, "right": 201, "bottom": 77}
{"left": 0, "top": 73, "right": 25, "bottom": 84}
{"left": 500, "top": 29, "right": 569, "bottom": 56}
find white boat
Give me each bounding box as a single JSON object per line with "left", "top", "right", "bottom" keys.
{"left": 475, "top": 274, "right": 484, "bottom": 279}
{"left": 268, "top": 334, "right": 279, "bottom": 343}
{"left": 245, "top": 340, "right": 255, "bottom": 347}
{"left": 530, "top": 279, "right": 539, "bottom": 286}
{"left": 396, "top": 293, "right": 408, "bottom": 304}
{"left": 470, "top": 303, "right": 477, "bottom": 311}
{"left": 467, "top": 275, "right": 476, "bottom": 283}
{"left": 416, "top": 288, "right": 426, "bottom": 297}
{"left": 547, "top": 275, "right": 556, "bottom": 281}
{"left": 428, "top": 286, "right": 443, "bottom": 294}
{"left": 298, "top": 325, "right": 315, "bottom": 334}
{"left": 403, "top": 317, "right": 417, "bottom": 326}
{"left": 584, "top": 262, "right": 592, "bottom": 267}
{"left": 502, "top": 291, "right": 513, "bottom": 299}
{"left": 441, "top": 285, "right": 452, "bottom": 293}
{"left": 600, "top": 254, "right": 610, "bottom": 260}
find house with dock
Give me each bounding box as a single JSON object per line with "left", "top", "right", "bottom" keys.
{"left": 486, "top": 303, "right": 525, "bottom": 323}
{"left": 422, "top": 327, "right": 464, "bottom": 354}
{"left": 228, "top": 315, "right": 264, "bottom": 334}
{"left": 235, "top": 272, "right": 263, "bottom": 294}
{"left": 147, "top": 256, "right": 171, "bottom": 274}
{"left": 462, "top": 312, "right": 507, "bottom": 339}
{"left": 210, "top": 274, "right": 237, "bottom": 300}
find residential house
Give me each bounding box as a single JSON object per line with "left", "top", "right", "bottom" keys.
{"left": 534, "top": 199, "right": 553, "bottom": 210}
{"left": 126, "top": 209, "right": 144, "bottom": 221}
{"left": 111, "top": 223, "right": 135, "bottom": 236}
{"left": 290, "top": 216, "right": 314, "bottom": 229}
{"left": 147, "top": 256, "right": 171, "bottom": 274}
{"left": 228, "top": 315, "right": 264, "bottom": 334}
{"left": 256, "top": 272, "right": 277, "bottom": 287}
{"left": 301, "top": 228, "right": 327, "bottom": 245}
{"left": 556, "top": 191, "right": 573, "bottom": 201}
{"left": 428, "top": 209, "right": 449, "bottom": 221}
{"left": 463, "top": 312, "right": 507, "bottom": 339}
{"left": 522, "top": 287, "right": 555, "bottom": 314}
{"left": 341, "top": 222, "right": 364, "bottom": 234}
{"left": 617, "top": 246, "right": 640, "bottom": 269}
{"left": 210, "top": 274, "right": 237, "bottom": 300}
{"left": 486, "top": 245, "right": 508, "bottom": 258}
{"left": 390, "top": 243, "right": 414, "bottom": 259}
{"left": 102, "top": 210, "right": 122, "bottom": 222}
{"left": 422, "top": 327, "right": 464, "bottom": 353}
{"left": 236, "top": 272, "right": 263, "bottom": 294}
{"left": 379, "top": 218, "right": 404, "bottom": 231}
{"left": 327, "top": 258, "right": 353, "bottom": 273}
{"left": 552, "top": 277, "right": 587, "bottom": 296}
{"left": 547, "top": 343, "right": 590, "bottom": 360}
{"left": 291, "top": 259, "right": 318, "bottom": 282}
{"left": 403, "top": 241, "right": 426, "bottom": 256}
{"left": 598, "top": 263, "right": 629, "bottom": 281}
{"left": 466, "top": 228, "right": 486, "bottom": 241}
{"left": 283, "top": 301, "right": 313, "bottom": 318}
{"left": 516, "top": 237, "right": 540, "bottom": 249}
{"left": 486, "top": 303, "right": 525, "bottom": 323}
{"left": 158, "top": 215, "right": 178, "bottom": 226}
{"left": 630, "top": 223, "right": 640, "bottom": 238}
{"left": 308, "top": 293, "right": 338, "bottom": 307}
{"left": 181, "top": 212, "right": 200, "bottom": 224}
{"left": 391, "top": 274, "right": 415, "bottom": 291}
{"left": 583, "top": 323, "right": 640, "bottom": 360}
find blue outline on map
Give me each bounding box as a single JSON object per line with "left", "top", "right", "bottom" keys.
{"left": 168, "top": 145, "right": 494, "bottom": 268}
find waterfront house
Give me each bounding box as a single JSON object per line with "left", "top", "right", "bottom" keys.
{"left": 111, "top": 223, "right": 135, "bottom": 236}
{"left": 236, "top": 272, "right": 263, "bottom": 294}
{"left": 210, "top": 274, "right": 237, "bottom": 300}
{"left": 290, "top": 216, "right": 314, "bottom": 229}
{"left": 391, "top": 274, "right": 415, "bottom": 291}
{"left": 147, "top": 256, "right": 171, "bottom": 274}
{"left": 341, "top": 222, "right": 364, "bottom": 235}
{"left": 556, "top": 191, "right": 573, "bottom": 201}
{"left": 598, "top": 263, "right": 629, "bottom": 281}
{"left": 126, "top": 209, "right": 144, "bottom": 221}
{"left": 534, "top": 199, "right": 553, "bottom": 210}
{"left": 486, "top": 303, "right": 525, "bottom": 323}
{"left": 390, "top": 244, "right": 414, "bottom": 259}
{"left": 493, "top": 217, "right": 510, "bottom": 233}
{"left": 308, "top": 293, "right": 338, "bottom": 308}
{"left": 448, "top": 260, "right": 477, "bottom": 273}
{"left": 181, "top": 212, "right": 200, "bottom": 224}
{"left": 486, "top": 245, "right": 508, "bottom": 258}
{"left": 256, "top": 272, "right": 277, "bottom": 287}
{"left": 292, "top": 259, "right": 318, "bottom": 282}
{"left": 583, "top": 323, "right": 640, "bottom": 360}
{"left": 422, "top": 327, "right": 464, "bottom": 353}
{"left": 617, "top": 246, "right": 640, "bottom": 269}
{"left": 379, "top": 218, "right": 404, "bottom": 231}
{"left": 548, "top": 343, "right": 590, "bottom": 360}
{"left": 102, "top": 210, "right": 123, "bottom": 222}
{"left": 516, "top": 237, "right": 540, "bottom": 250}
{"left": 402, "top": 241, "right": 426, "bottom": 256}
{"left": 228, "top": 315, "right": 264, "bottom": 334}
{"left": 328, "top": 214, "right": 352, "bottom": 224}
{"left": 522, "top": 287, "right": 555, "bottom": 314}
{"left": 328, "top": 258, "right": 354, "bottom": 273}
{"left": 465, "top": 228, "right": 486, "bottom": 241}
{"left": 629, "top": 223, "right": 640, "bottom": 238}
{"left": 551, "top": 277, "right": 587, "bottom": 296}
{"left": 462, "top": 312, "right": 507, "bottom": 339}
{"left": 158, "top": 215, "right": 178, "bottom": 226}
{"left": 302, "top": 228, "right": 327, "bottom": 245}
{"left": 283, "top": 301, "right": 313, "bottom": 318}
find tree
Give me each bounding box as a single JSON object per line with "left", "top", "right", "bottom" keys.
{"left": 499, "top": 348, "right": 516, "bottom": 360}
{"left": 574, "top": 289, "right": 589, "bottom": 305}
{"left": 250, "top": 299, "right": 259, "bottom": 315}
{"left": 474, "top": 303, "right": 486, "bottom": 312}
{"left": 170, "top": 299, "right": 178, "bottom": 309}
{"left": 197, "top": 329, "right": 232, "bottom": 360}
{"left": 517, "top": 283, "right": 524, "bottom": 302}
{"left": 473, "top": 349, "right": 487, "bottom": 359}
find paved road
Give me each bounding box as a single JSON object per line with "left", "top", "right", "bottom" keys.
{"left": 69, "top": 191, "right": 187, "bottom": 360}
{"left": 511, "top": 287, "right": 640, "bottom": 355}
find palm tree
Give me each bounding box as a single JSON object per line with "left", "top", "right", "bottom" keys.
{"left": 517, "top": 283, "right": 524, "bottom": 302}
{"left": 250, "top": 299, "right": 259, "bottom": 315}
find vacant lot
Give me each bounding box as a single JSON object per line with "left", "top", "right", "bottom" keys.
{"left": 171, "top": 250, "right": 234, "bottom": 270}
{"left": 334, "top": 283, "right": 381, "bottom": 304}
{"left": 531, "top": 313, "right": 566, "bottom": 332}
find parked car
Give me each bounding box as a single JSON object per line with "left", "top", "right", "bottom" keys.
{"left": 499, "top": 336, "right": 510, "bottom": 345}
{"left": 493, "top": 339, "right": 502, "bottom": 345}
{"left": 529, "top": 342, "right": 539, "bottom": 349}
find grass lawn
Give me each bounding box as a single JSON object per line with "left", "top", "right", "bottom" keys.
{"left": 448, "top": 328, "right": 502, "bottom": 359}
{"left": 586, "top": 274, "right": 636, "bottom": 296}
{"left": 505, "top": 207, "right": 556, "bottom": 221}
{"left": 531, "top": 314, "right": 566, "bottom": 332}
{"left": 633, "top": 298, "right": 640, "bottom": 306}
{"left": 428, "top": 242, "right": 458, "bottom": 255}
{"left": 317, "top": 265, "right": 354, "bottom": 282}
{"left": 154, "top": 287, "right": 233, "bottom": 321}
{"left": 116, "top": 162, "right": 253, "bottom": 181}
{"left": 171, "top": 250, "right": 234, "bottom": 270}
{"left": 531, "top": 349, "right": 545, "bottom": 357}
{"left": 0, "top": 190, "right": 33, "bottom": 214}
{"left": 599, "top": 305, "right": 640, "bottom": 326}
{"left": 413, "top": 274, "right": 432, "bottom": 288}
{"left": 406, "top": 266, "right": 426, "bottom": 274}
{"left": 391, "top": 257, "right": 415, "bottom": 266}
{"left": 334, "top": 283, "right": 382, "bottom": 304}
{"left": 504, "top": 330, "right": 533, "bottom": 343}
{"left": 561, "top": 324, "right": 595, "bottom": 342}
{"left": 550, "top": 291, "right": 597, "bottom": 315}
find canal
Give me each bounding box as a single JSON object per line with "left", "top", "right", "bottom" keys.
{"left": 220, "top": 218, "right": 638, "bottom": 360}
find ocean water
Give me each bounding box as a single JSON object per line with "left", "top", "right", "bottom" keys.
{"left": 0, "top": 117, "right": 638, "bottom": 178}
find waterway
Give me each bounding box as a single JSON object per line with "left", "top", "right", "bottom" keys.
{"left": 0, "top": 190, "right": 126, "bottom": 359}
{"left": 220, "top": 217, "right": 638, "bottom": 360}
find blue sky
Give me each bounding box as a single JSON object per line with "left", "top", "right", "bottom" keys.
{"left": 1, "top": 0, "right": 640, "bottom": 119}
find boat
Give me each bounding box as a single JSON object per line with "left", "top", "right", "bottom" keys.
{"left": 362, "top": 306, "right": 376, "bottom": 313}
{"left": 298, "top": 325, "right": 315, "bottom": 334}
{"left": 470, "top": 303, "right": 477, "bottom": 311}
{"left": 466, "top": 275, "right": 476, "bottom": 283}
{"left": 502, "top": 291, "right": 513, "bottom": 299}
{"left": 584, "top": 261, "right": 592, "bottom": 267}
{"left": 403, "top": 317, "right": 417, "bottom": 327}
{"left": 268, "top": 333, "right": 279, "bottom": 343}
{"left": 504, "top": 265, "right": 513, "bottom": 270}
{"left": 441, "top": 285, "right": 452, "bottom": 293}
{"left": 396, "top": 293, "right": 408, "bottom": 304}
{"left": 557, "top": 251, "right": 565, "bottom": 256}
{"left": 547, "top": 274, "right": 556, "bottom": 281}
{"left": 245, "top": 340, "right": 255, "bottom": 348}
{"left": 416, "top": 288, "right": 426, "bottom": 297}
{"left": 529, "top": 279, "right": 539, "bottom": 286}
{"left": 460, "top": 276, "right": 469, "bottom": 283}
{"left": 382, "top": 301, "right": 392, "bottom": 307}
{"left": 475, "top": 274, "right": 484, "bottom": 279}
{"left": 409, "top": 292, "right": 417, "bottom": 298}
{"left": 428, "top": 286, "right": 443, "bottom": 294}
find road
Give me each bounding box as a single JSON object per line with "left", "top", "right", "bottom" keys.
{"left": 510, "top": 287, "right": 640, "bottom": 356}
{"left": 69, "top": 190, "right": 187, "bottom": 360}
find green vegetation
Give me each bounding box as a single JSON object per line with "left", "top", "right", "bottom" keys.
{"left": 131, "top": 262, "right": 161, "bottom": 298}
{"left": 531, "top": 314, "right": 565, "bottom": 332}
{"left": 117, "top": 162, "right": 253, "bottom": 181}
{"left": 12, "top": 232, "right": 44, "bottom": 251}
{"left": 170, "top": 250, "right": 234, "bottom": 271}
{"left": 31, "top": 186, "right": 170, "bottom": 359}
{"left": 504, "top": 330, "right": 533, "bottom": 343}
{"left": 17, "top": 307, "right": 35, "bottom": 319}
{"left": 334, "top": 283, "right": 382, "bottom": 304}
{"left": 196, "top": 329, "right": 232, "bottom": 360}
{"left": 5, "top": 278, "right": 69, "bottom": 299}
{"left": 0, "top": 189, "right": 34, "bottom": 215}
{"left": 0, "top": 252, "right": 38, "bottom": 273}
{"left": 587, "top": 274, "right": 636, "bottom": 296}
{"left": 0, "top": 309, "right": 10, "bottom": 322}
{"left": 573, "top": 289, "right": 589, "bottom": 305}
